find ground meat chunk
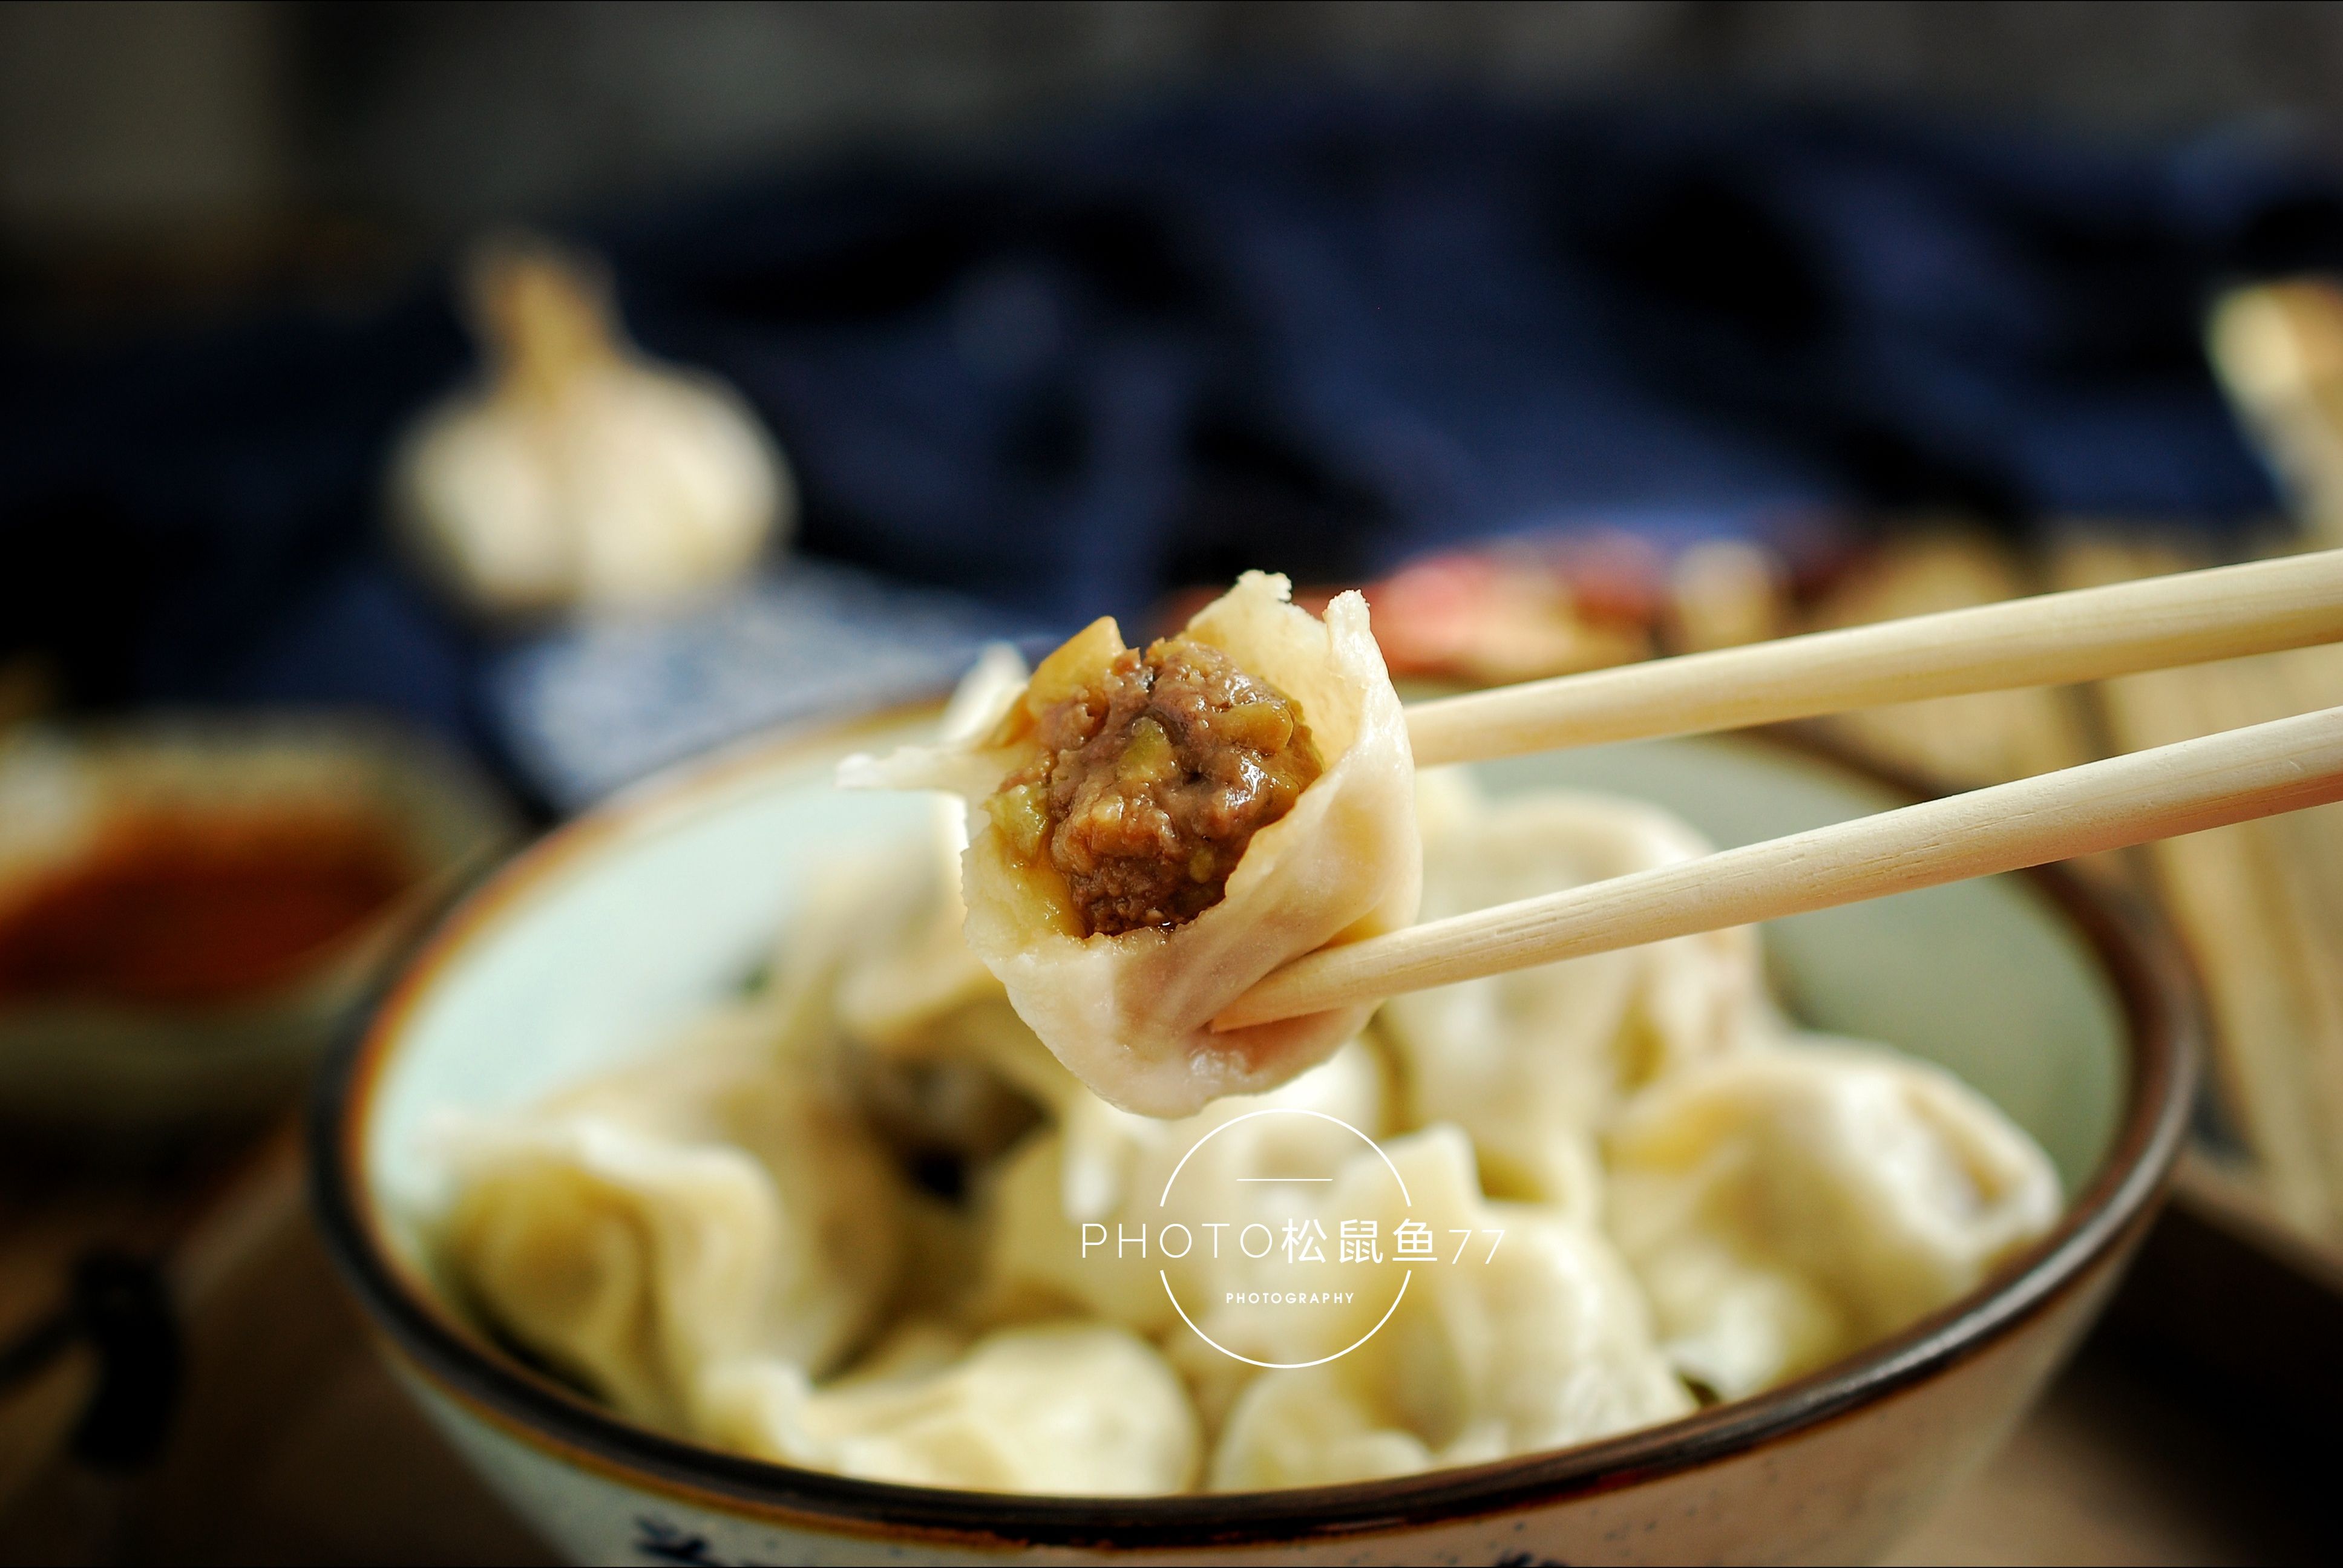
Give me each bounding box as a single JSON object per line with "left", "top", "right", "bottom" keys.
{"left": 992, "top": 637, "right": 1323, "bottom": 936}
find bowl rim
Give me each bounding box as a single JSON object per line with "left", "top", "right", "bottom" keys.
{"left": 308, "top": 713, "right": 2198, "bottom": 1552}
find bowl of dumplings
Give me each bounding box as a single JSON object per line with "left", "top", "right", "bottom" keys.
{"left": 315, "top": 578, "right": 2192, "bottom": 1565}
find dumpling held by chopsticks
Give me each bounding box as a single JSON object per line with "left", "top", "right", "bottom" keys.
{"left": 843, "top": 572, "right": 1420, "bottom": 1117}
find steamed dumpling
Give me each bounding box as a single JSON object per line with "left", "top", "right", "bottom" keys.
{"left": 442, "top": 1118, "right": 781, "bottom": 1430}
{"left": 1207, "top": 1127, "right": 1692, "bottom": 1489}
{"left": 1381, "top": 775, "right": 1766, "bottom": 1215}
{"left": 843, "top": 572, "right": 1420, "bottom": 1117}
{"left": 425, "top": 660, "right": 2078, "bottom": 1503}
{"left": 1604, "top": 1040, "right": 2061, "bottom": 1399}
{"left": 771, "top": 652, "right": 1044, "bottom": 1073}
{"left": 436, "top": 1016, "right": 904, "bottom": 1431}
{"left": 700, "top": 1321, "right": 1201, "bottom": 1495}
{"left": 981, "top": 1035, "right": 1392, "bottom": 1339}
{"left": 832, "top": 786, "right": 1011, "bottom": 1054}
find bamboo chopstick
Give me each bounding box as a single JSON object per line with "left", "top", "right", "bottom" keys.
{"left": 1403, "top": 548, "right": 2343, "bottom": 768}
{"left": 2059, "top": 535, "right": 2343, "bottom": 1236}
{"left": 1796, "top": 531, "right": 2097, "bottom": 792}
{"left": 1214, "top": 704, "right": 2343, "bottom": 1031}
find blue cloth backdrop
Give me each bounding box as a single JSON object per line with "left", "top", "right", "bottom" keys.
{"left": 5, "top": 92, "right": 2341, "bottom": 792}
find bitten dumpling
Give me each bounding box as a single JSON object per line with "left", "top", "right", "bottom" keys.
{"left": 1604, "top": 1041, "right": 2061, "bottom": 1400}
{"left": 435, "top": 1018, "right": 905, "bottom": 1432}
{"left": 1208, "top": 1127, "right": 1692, "bottom": 1489}
{"left": 842, "top": 572, "right": 1420, "bottom": 1117}
{"left": 699, "top": 1321, "right": 1201, "bottom": 1495}
{"left": 1381, "top": 776, "right": 1766, "bottom": 1216}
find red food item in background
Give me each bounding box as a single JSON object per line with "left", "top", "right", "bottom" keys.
{"left": 1157, "top": 555, "right": 1648, "bottom": 687}
{"left": 1151, "top": 515, "right": 1853, "bottom": 688}
{"left": 1364, "top": 549, "right": 1650, "bottom": 685}
{"left": 0, "top": 811, "right": 417, "bottom": 1008}
{"left": 1532, "top": 529, "right": 1672, "bottom": 626}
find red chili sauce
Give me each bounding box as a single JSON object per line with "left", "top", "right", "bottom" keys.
{"left": 0, "top": 811, "right": 416, "bottom": 1007}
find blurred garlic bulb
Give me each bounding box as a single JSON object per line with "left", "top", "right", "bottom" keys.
{"left": 394, "top": 238, "right": 790, "bottom": 616}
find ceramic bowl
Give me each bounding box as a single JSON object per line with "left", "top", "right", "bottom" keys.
{"left": 0, "top": 713, "right": 517, "bottom": 1143}
{"left": 312, "top": 716, "right": 2194, "bottom": 1566}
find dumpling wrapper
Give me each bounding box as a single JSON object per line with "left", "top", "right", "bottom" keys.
{"left": 434, "top": 1015, "right": 905, "bottom": 1431}
{"left": 981, "top": 1035, "right": 1391, "bottom": 1341}
{"left": 1604, "top": 1040, "right": 2061, "bottom": 1399}
{"left": 700, "top": 1321, "right": 1202, "bottom": 1495}
{"left": 1381, "top": 775, "right": 1768, "bottom": 1217}
{"left": 842, "top": 572, "right": 1421, "bottom": 1118}
{"left": 1207, "top": 1126, "right": 1692, "bottom": 1489}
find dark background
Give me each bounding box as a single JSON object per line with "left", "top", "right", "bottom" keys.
{"left": 7, "top": 1, "right": 2343, "bottom": 794}
{"left": 10, "top": 2, "right": 2343, "bottom": 286}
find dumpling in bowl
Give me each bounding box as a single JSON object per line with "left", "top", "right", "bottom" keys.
{"left": 980, "top": 1034, "right": 1392, "bottom": 1340}
{"left": 1208, "top": 1126, "right": 1691, "bottom": 1489}
{"left": 843, "top": 572, "right": 1420, "bottom": 1118}
{"left": 434, "top": 1013, "right": 905, "bottom": 1432}
{"left": 1604, "top": 1041, "right": 2061, "bottom": 1400}
{"left": 1381, "top": 774, "right": 1767, "bottom": 1217}
{"left": 700, "top": 1320, "right": 1202, "bottom": 1495}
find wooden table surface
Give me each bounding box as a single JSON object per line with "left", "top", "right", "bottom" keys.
{"left": 0, "top": 1135, "right": 2326, "bottom": 1566}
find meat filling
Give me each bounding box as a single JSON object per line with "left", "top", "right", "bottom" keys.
{"left": 992, "top": 638, "right": 1323, "bottom": 936}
